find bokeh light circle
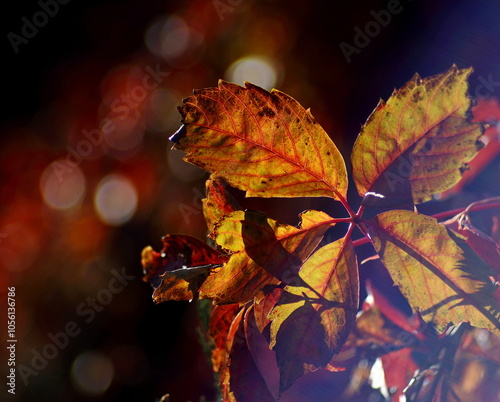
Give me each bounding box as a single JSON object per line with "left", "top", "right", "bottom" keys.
{"left": 40, "top": 160, "right": 86, "bottom": 210}
{"left": 94, "top": 174, "right": 138, "bottom": 226}
{"left": 225, "top": 55, "right": 280, "bottom": 90}
{"left": 71, "top": 351, "right": 114, "bottom": 396}
{"left": 144, "top": 15, "right": 191, "bottom": 62}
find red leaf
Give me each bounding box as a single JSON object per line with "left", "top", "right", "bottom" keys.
{"left": 141, "top": 234, "right": 228, "bottom": 302}
{"left": 381, "top": 348, "right": 419, "bottom": 401}
{"left": 443, "top": 213, "right": 500, "bottom": 274}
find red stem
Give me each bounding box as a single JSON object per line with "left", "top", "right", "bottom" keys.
{"left": 353, "top": 236, "right": 371, "bottom": 248}
{"left": 344, "top": 221, "right": 355, "bottom": 244}
{"left": 351, "top": 200, "right": 500, "bottom": 249}
{"left": 333, "top": 189, "right": 356, "bottom": 219}
{"left": 329, "top": 217, "right": 354, "bottom": 224}
{"left": 431, "top": 200, "right": 500, "bottom": 221}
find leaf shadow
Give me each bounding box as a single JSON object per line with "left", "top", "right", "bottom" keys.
{"left": 241, "top": 210, "right": 308, "bottom": 284}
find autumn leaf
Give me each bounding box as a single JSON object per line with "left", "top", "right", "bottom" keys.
{"left": 243, "top": 307, "right": 280, "bottom": 399}
{"left": 141, "top": 235, "right": 227, "bottom": 302}
{"left": 219, "top": 306, "right": 245, "bottom": 402}
{"left": 381, "top": 348, "right": 419, "bottom": 401}
{"left": 443, "top": 210, "right": 500, "bottom": 274}
{"left": 366, "top": 210, "right": 500, "bottom": 336}
{"left": 253, "top": 287, "right": 283, "bottom": 333}
{"left": 199, "top": 209, "right": 336, "bottom": 304}
{"left": 171, "top": 80, "right": 348, "bottom": 200}
{"left": 202, "top": 178, "right": 240, "bottom": 232}
{"left": 346, "top": 306, "right": 418, "bottom": 355}
{"left": 438, "top": 97, "right": 500, "bottom": 199}
{"left": 351, "top": 65, "right": 485, "bottom": 206}
{"left": 209, "top": 303, "right": 240, "bottom": 373}
{"left": 366, "top": 280, "right": 426, "bottom": 338}
{"left": 220, "top": 306, "right": 275, "bottom": 402}
{"left": 267, "top": 237, "right": 359, "bottom": 394}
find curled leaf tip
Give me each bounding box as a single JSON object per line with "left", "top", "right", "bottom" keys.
{"left": 169, "top": 125, "right": 187, "bottom": 143}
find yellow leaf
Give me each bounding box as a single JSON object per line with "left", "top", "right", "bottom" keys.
{"left": 351, "top": 66, "right": 485, "bottom": 205}
{"left": 172, "top": 81, "right": 348, "bottom": 200}
{"left": 366, "top": 210, "right": 500, "bottom": 336}
{"left": 268, "top": 237, "right": 359, "bottom": 394}
{"left": 199, "top": 210, "right": 336, "bottom": 304}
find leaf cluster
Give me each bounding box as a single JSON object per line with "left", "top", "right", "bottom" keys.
{"left": 142, "top": 66, "right": 500, "bottom": 401}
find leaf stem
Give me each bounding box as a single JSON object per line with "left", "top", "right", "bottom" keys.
{"left": 344, "top": 221, "right": 355, "bottom": 244}
{"left": 355, "top": 205, "right": 366, "bottom": 219}
{"left": 352, "top": 197, "right": 500, "bottom": 249}
{"left": 334, "top": 189, "right": 356, "bottom": 219}
{"left": 352, "top": 236, "right": 371, "bottom": 248}
{"left": 431, "top": 198, "right": 500, "bottom": 221}
{"left": 329, "top": 217, "right": 355, "bottom": 224}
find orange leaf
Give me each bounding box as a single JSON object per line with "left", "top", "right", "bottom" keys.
{"left": 219, "top": 307, "right": 245, "bottom": 402}
{"left": 209, "top": 304, "right": 240, "bottom": 373}
{"left": 141, "top": 235, "right": 227, "bottom": 302}
{"left": 172, "top": 80, "right": 348, "bottom": 200}
{"left": 199, "top": 210, "right": 335, "bottom": 304}
{"left": 366, "top": 210, "right": 500, "bottom": 336}
{"left": 202, "top": 178, "right": 240, "bottom": 232}
{"left": 268, "top": 237, "right": 359, "bottom": 394}
{"left": 351, "top": 66, "right": 485, "bottom": 206}
{"left": 253, "top": 287, "right": 283, "bottom": 333}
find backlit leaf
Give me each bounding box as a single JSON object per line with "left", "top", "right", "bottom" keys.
{"left": 351, "top": 66, "right": 485, "bottom": 206}
{"left": 202, "top": 178, "right": 240, "bottom": 231}
{"left": 221, "top": 306, "right": 275, "bottom": 402}
{"left": 172, "top": 80, "right": 348, "bottom": 200}
{"left": 268, "top": 237, "right": 359, "bottom": 394}
{"left": 219, "top": 306, "right": 245, "bottom": 402}
{"left": 199, "top": 209, "right": 336, "bottom": 304}
{"left": 346, "top": 306, "right": 417, "bottom": 354}
{"left": 381, "top": 348, "right": 419, "bottom": 401}
{"left": 152, "top": 265, "right": 217, "bottom": 303}
{"left": 366, "top": 210, "right": 500, "bottom": 336}
{"left": 141, "top": 234, "right": 227, "bottom": 302}
{"left": 443, "top": 211, "right": 500, "bottom": 274}
{"left": 209, "top": 303, "right": 241, "bottom": 373}
{"left": 253, "top": 287, "right": 283, "bottom": 333}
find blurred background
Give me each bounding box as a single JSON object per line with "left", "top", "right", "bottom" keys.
{"left": 1, "top": 0, "right": 500, "bottom": 401}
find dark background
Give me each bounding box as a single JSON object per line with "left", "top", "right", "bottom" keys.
{"left": 1, "top": 0, "right": 499, "bottom": 401}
